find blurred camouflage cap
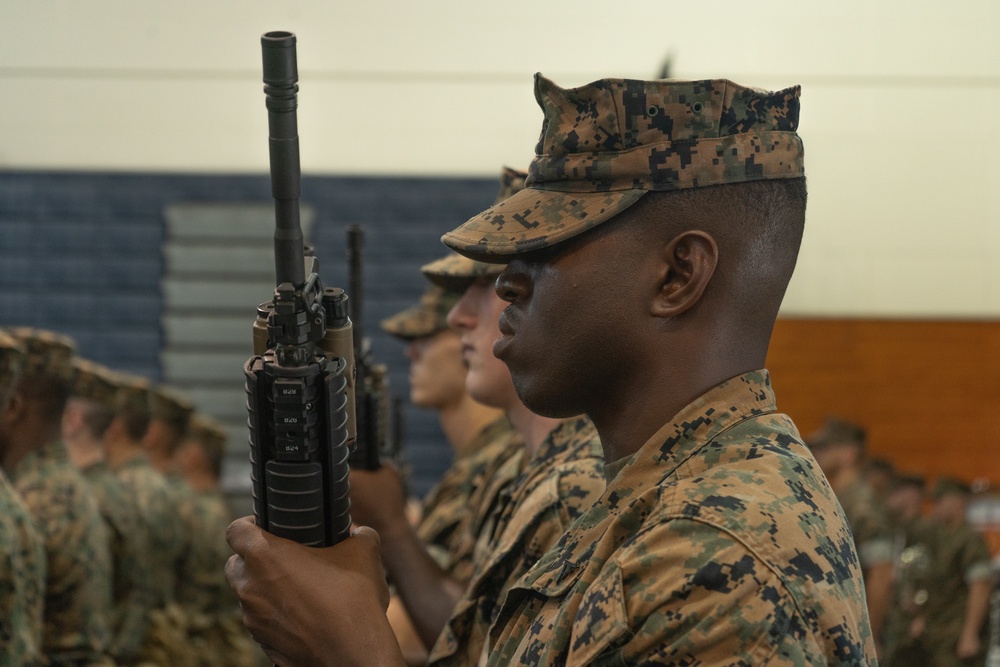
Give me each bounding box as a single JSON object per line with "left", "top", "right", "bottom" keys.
{"left": 70, "top": 358, "right": 118, "bottom": 410}
{"left": 932, "top": 476, "right": 972, "bottom": 499}
{"left": 380, "top": 285, "right": 462, "bottom": 341}
{"left": 806, "top": 417, "right": 866, "bottom": 452}
{"left": 493, "top": 166, "right": 528, "bottom": 205}
{"left": 9, "top": 327, "right": 76, "bottom": 381}
{"left": 421, "top": 253, "right": 506, "bottom": 292}
{"left": 0, "top": 330, "right": 26, "bottom": 395}
{"left": 188, "top": 413, "right": 228, "bottom": 473}
{"left": 108, "top": 370, "right": 152, "bottom": 416}
{"left": 149, "top": 385, "right": 195, "bottom": 429}
{"left": 423, "top": 166, "right": 527, "bottom": 289}
{"left": 442, "top": 74, "right": 804, "bottom": 260}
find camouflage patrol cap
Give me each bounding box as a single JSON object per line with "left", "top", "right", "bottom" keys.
{"left": 70, "top": 358, "right": 118, "bottom": 410}
{"left": 149, "top": 385, "right": 195, "bottom": 429}
{"left": 0, "top": 330, "right": 26, "bottom": 396}
{"left": 932, "top": 476, "right": 972, "bottom": 499}
{"left": 108, "top": 370, "right": 152, "bottom": 416}
{"left": 806, "top": 417, "right": 866, "bottom": 452}
{"left": 422, "top": 166, "right": 528, "bottom": 290}
{"left": 380, "top": 285, "right": 462, "bottom": 341}
{"left": 442, "top": 75, "right": 804, "bottom": 261}
{"left": 9, "top": 327, "right": 76, "bottom": 381}
{"left": 421, "top": 253, "right": 506, "bottom": 292}
{"left": 493, "top": 166, "right": 528, "bottom": 206}
{"left": 188, "top": 413, "right": 228, "bottom": 474}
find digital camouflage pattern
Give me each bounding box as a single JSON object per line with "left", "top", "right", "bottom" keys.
{"left": 0, "top": 469, "right": 45, "bottom": 667}
{"left": 9, "top": 327, "right": 76, "bottom": 381}
{"left": 80, "top": 459, "right": 156, "bottom": 662}
{"left": 174, "top": 478, "right": 230, "bottom": 614}
{"left": 421, "top": 253, "right": 507, "bottom": 294}
{"left": 883, "top": 515, "right": 930, "bottom": 661}
{"left": 10, "top": 440, "right": 113, "bottom": 664}
{"left": 435, "top": 426, "right": 527, "bottom": 587}
{"left": 0, "top": 332, "right": 45, "bottom": 666}
{"left": 149, "top": 384, "right": 195, "bottom": 431}
{"left": 892, "top": 519, "right": 992, "bottom": 667}
{"left": 429, "top": 416, "right": 606, "bottom": 666}
{"left": 442, "top": 76, "right": 804, "bottom": 260}
{"left": 179, "top": 488, "right": 261, "bottom": 667}
{"left": 0, "top": 329, "right": 26, "bottom": 399}
{"left": 836, "top": 478, "right": 894, "bottom": 571}
{"left": 380, "top": 285, "right": 462, "bottom": 341}
{"left": 485, "top": 372, "right": 876, "bottom": 666}
{"left": 416, "top": 416, "right": 516, "bottom": 580}
{"left": 70, "top": 358, "right": 118, "bottom": 411}
{"left": 114, "top": 454, "right": 183, "bottom": 608}
{"left": 492, "top": 166, "right": 528, "bottom": 205}
{"left": 422, "top": 166, "right": 526, "bottom": 290}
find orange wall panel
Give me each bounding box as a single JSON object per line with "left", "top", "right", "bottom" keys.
{"left": 765, "top": 319, "right": 1000, "bottom": 484}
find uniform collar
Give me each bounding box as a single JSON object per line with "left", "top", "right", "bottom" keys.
{"left": 524, "top": 370, "right": 777, "bottom": 592}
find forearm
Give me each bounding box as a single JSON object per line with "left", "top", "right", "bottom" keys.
{"left": 863, "top": 562, "right": 893, "bottom": 641}
{"left": 379, "top": 519, "right": 465, "bottom": 648}
{"left": 961, "top": 579, "right": 992, "bottom": 639}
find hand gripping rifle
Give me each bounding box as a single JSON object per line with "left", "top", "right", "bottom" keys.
{"left": 244, "top": 31, "right": 356, "bottom": 547}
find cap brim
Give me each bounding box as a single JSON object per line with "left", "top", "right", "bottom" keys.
{"left": 441, "top": 187, "right": 647, "bottom": 262}
{"left": 379, "top": 306, "right": 440, "bottom": 341}
{"left": 420, "top": 253, "right": 505, "bottom": 291}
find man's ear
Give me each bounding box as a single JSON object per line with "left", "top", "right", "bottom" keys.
{"left": 0, "top": 390, "right": 26, "bottom": 425}
{"left": 651, "top": 230, "right": 718, "bottom": 318}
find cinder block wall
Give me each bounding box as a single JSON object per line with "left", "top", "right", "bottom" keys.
{"left": 0, "top": 171, "right": 498, "bottom": 511}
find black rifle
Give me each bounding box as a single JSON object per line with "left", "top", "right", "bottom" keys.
{"left": 346, "top": 224, "right": 390, "bottom": 470}
{"left": 244, "top": 31, "right": 356, "bottom": 547}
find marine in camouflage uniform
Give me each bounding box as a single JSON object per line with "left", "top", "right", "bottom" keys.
{"left": 0, "top": 330, "right": 46, "bottom": 667}
{"left": 422, "top": 221, "right": 607, "bottom": 664}
{"left": 224, "top": 75, "right": 875, "bottom": 666}
{"left": 174, "top": 415, "right": 261, "bottom": 667}
{"left": 891, "top": 478, "right": 993, "bottom": 667}
{"left": 438, "top": 77, "right": 875, "bottom": 664}
{"left": 808, "top": 418, "right": 894, "bottom": 644}
{"left": 380, "top": 276, "right": 519, "bottom": 582}
{"left": 409, "top": 167, "right": 533, "bottom": 586}
{"left": 104, "top": 372, "right": 192, "bottom": 666}
{"left": 4, "top": 328, "right": 113, "bottom": 665}
{"left": 145, "top": 385, "right": 201, "bottom": 605}
{"left": 64, "top": 358, "right": 157, "bottom": 663}
{"left": 428, "top": 416, "right": 605, "bottom": 666}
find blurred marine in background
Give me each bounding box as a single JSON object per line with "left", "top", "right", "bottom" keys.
{"left": 0, "top": 330, "right": 45, "bottom": 666}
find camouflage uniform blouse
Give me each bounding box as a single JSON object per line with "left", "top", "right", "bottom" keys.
{"left": 904, "top": 521, "right": 992, "bottom": 667}
{"left": 417, "top": 417, "right": 517, "bottom": 581}
{"left": 81, "top": 460, "right": 155, "bottom": 661}
{"left": 11, "top": 440, "right": 112, "bottom": 664}
{"left": 175, "top": 487, "right": 237, "bottom": 615}
{"left": 431, "top": 426, "right": 527, "bottom": 586}
{"left": 0, "top": 470, "right": 45, "bottom": 667}
{"left": 114, "top": 454, "right": 183, "bottom": 606}
{"left": 486, "top": 372, "right": 876, "bottom": 666}
{"left": 429, "top": 416, "right": 606, "bottom": 665}
{"left": 835, "top": 477, "right": 894, "bottom": 571}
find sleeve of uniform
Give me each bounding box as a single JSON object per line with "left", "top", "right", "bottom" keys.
{"left": 854, "top": 504, "right": 894, "bottom": 568}
{"left": 568, "top": 518, "right": 799, "bottom": 666}
{"left": 961, "top": 529, "right": 994, "bottom": 584}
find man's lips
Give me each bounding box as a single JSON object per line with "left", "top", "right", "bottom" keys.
{"left": 494, "top": 311, "right": 516, "bottom": 359}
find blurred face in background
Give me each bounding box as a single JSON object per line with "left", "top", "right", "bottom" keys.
{"left": 887, "top": 484, "right": 924, "bottom": 523}
{"left": 404, "top": 329, "right": 468, "bottom": 410}
{"left": 447, "top": 277, "right": 519, "bottom": 411}
{"left": 931, "top": 492, "right": 968, "bottom": 525}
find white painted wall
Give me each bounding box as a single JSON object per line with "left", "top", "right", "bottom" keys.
{"left": 2, "top": 1, "right": 999, "bottom": 317}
